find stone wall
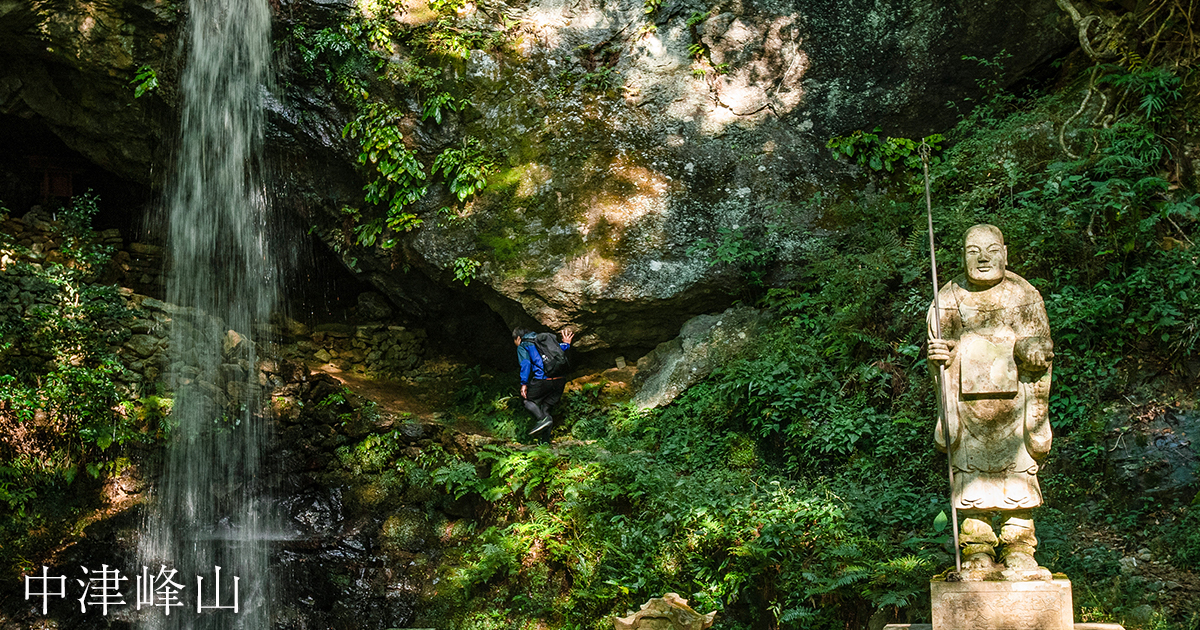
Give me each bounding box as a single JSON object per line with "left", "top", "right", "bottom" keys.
{"left": 0, "top": 211, "right": 428, "bottom": 403}
{"left": 288, "top": 322, "right": 429, "bottom": 380}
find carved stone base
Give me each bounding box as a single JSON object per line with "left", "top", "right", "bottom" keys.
{"left": 931, "top": 578, "right": 1073, "bottom": 630}
{"left": 953, "top": 565, "right": 1054, "bottom": 582}
{"left": 879, "top": 576, "right": 1126, "bottom": 630}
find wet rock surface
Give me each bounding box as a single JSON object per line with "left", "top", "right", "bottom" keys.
{"left": 286, "top": 0, "right": 1072, "bottom": 354}
{"left": 269, "top": 372, "right": 480, "bottom": 630}
{"left": 1106, "top": 406, "right": 1200, "bottom": 504}
{"left": 0, "top": 0, "right": 177, "bottom": 182}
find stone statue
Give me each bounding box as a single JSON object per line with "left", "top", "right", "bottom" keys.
{"left": 927, "top": 224, "right": 1054, "bottom": 574}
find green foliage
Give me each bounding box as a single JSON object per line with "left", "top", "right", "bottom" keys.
{"left": 0, "top": 193, "right": 147, "bottom": 566}
{"left": 452, "top": 256, "right": 481, "bottom": 286}
{"left": 291, "top": 22, "right": 379, "bottom": 100}
{"left": 336, "top": 429, "right": 404, "bottom": 475}
{"left": 343, "top": 102, "right": 428, "bottom": 233}
{"left": 421, "top": 91, "right": 467, "bottom": 124}
{"left": 281, "top": 12, "right": 1200, "bottom": 629}
{"left": 826, "top": 128, "right": 944, "bottom": 174}
{"left": 1171, "top": 505, "right": 1200, "bottom": 567}
{"left": 961, "top": 49, "right": 1012, "bottom": 92}
{"left": 289, "top": 0, "right": 506, "bottom": 262}
{"left": 953, "top": 49, "right": 1016, "bottom": 122}
{"left": 429, "top": 53, "right": 1198, "bottom": 630}
{"left": 580, "top": 65, "right": 622, "bottom": 92}
{"left": 1098, "top": 66, "right": 1183, "bottom": 124}
{"left": 433, "top": 457, "right": 482, "bottom": 499}
{"left": 316, "top": 388, "right": 349, "bottom": 409}
{"left": 0, "top": 465, "right": 35, "bottom": 516}
{"left": 428, "top": 0, "right": 467, "bottom": 12}
{"left": 414, "top": 16, "right": 504, "bottom": 60}
{"left": 432, "top": 138, "right": 495, "bottom": 202}
{"left": 435, "top": 387, "right": 948, "bottom": 629}
{"left": 130, "top": 65, "right": 159, "bottom": 98}
{"left": 353, "top": 216, "right": 388, "bottom": 248}
{"left": 687, "top": 227, "right": 772, "bottom": 287}
{"left": 290, "top": 0, "right": 504, "bottom": 251}
{"left": 685, "top": 10, "right": 713, "bottom": 27}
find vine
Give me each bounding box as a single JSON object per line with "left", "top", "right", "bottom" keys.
{"left": 342, "top": 103, "right": 428, "bottom": 235}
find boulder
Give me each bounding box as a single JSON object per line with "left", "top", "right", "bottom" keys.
{"left": 633, "top": 306, "right": 772, "bottom": 408}
{"left": 223, "top": 329, "right": 251, "bottom": 360}
{"left": 355, "top": 292, "right": 394, "bottom": 321}
{"left": 268, "top": 0, "right": 1073, "bottom": 359}
{"left": 124, "top": 334, "right": 160, "bottom": 359}
{"left": 0, "top": 0, "right": 175, "bottom": 181}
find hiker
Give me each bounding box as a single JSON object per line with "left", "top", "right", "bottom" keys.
{"left": 514, "top": 326, "right": 574, "bottom": 435}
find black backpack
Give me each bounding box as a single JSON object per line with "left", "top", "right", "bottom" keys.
{"left": 532, "top": 332, "right": 569, "bottom": 378}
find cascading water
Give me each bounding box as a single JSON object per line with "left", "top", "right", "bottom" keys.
{"left": 139, "top": 0, "right": 276, "bottom": 627}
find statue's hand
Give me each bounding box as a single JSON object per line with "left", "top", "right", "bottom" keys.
{"left": 1015, "top": 337, "right": 1054, "bottom": 372}
{"left": 927, "top": 338, "right": 957, "bottom": 366}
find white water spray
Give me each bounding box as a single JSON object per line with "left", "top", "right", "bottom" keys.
{"left": 139, "top": 0, "right": 275, "bottom": 627}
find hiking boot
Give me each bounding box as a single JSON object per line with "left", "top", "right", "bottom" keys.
{"left": 529, "top": 416, "right": 553, "bottom": 435}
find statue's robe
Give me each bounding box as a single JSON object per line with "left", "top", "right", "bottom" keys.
{"left": 928, "top": 271, "right": 1052, "bottom": 512}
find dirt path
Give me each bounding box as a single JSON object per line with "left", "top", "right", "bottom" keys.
{"left": 307, "top": 358, "right": 466, "bottom": 422}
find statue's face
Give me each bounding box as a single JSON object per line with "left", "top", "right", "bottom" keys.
{"left": 964, "top": 229, "right": 1006, "bottom": 288}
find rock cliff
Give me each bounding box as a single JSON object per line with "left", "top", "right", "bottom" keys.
{"left": 0, "top": 0, "right": 1073, "bottom": 361}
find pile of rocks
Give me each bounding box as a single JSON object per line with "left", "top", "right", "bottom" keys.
{"left": 117, "top": 300, "right": 429, "bottom": 398}
{"left": 0, "top": 210, "right": 79, "bottom": 268}
{"left": 0, "top": 211, "right": 162, "bottom": 294}
{"left": 116, "top": 292, "right": 169, "bottom": 391}
{"left": 117, "top": 295, "right": 268, "bottom": 413}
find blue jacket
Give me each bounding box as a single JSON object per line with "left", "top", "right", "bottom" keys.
{"left": 517, "top": 332, "right": 570, "bottom": 384}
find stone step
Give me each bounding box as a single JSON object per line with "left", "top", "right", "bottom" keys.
{"left": 883, "top": 619, "right": 1123, "bottom": 624}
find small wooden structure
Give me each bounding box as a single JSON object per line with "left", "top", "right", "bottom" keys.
{"left": 27, "top": 155, "right": 83, "bottom": 205}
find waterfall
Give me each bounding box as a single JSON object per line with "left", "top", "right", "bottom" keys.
{"left": 139, "top": 0, "right": 276, "bottom": 627}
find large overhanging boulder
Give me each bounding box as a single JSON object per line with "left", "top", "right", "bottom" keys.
{"left": 0, "top": 0, "right": 1073, "bottom": 361}
{"left": 0, "top": 0, "right": 178, "bottom": 181}
{"left": 272, "top": 0, "right": 1073, "bottom": 358}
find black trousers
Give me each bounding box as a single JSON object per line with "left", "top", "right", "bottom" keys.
{"left": 522, "top": 378, "right": 565, "bottom": 421}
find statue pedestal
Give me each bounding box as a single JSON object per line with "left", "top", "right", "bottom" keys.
{"left": 932, "top": 578, "right": 1073, "bottom": 630}
{"left": 882, "top": 577, "right": 1124, "bottom": 630}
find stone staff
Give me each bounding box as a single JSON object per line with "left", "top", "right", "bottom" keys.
{"left": 921, "top": 142, "right": 961, "bottom": 574}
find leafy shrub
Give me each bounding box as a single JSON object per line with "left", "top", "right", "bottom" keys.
{"left": 0, "top": 193, "right": 150, "bottom": 577}
{"left": 0, "top": 193, "right": 136, "bottom": 488}
{"left": 429, "top": 51, "right": 1199, "bottom": 630}
{"left": 433, "top": 138, "right": 495, "bottom": 202}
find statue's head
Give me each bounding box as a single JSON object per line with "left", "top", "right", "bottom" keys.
{"left": 962, "top": 224, "right": 1007, "bottom": 289}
